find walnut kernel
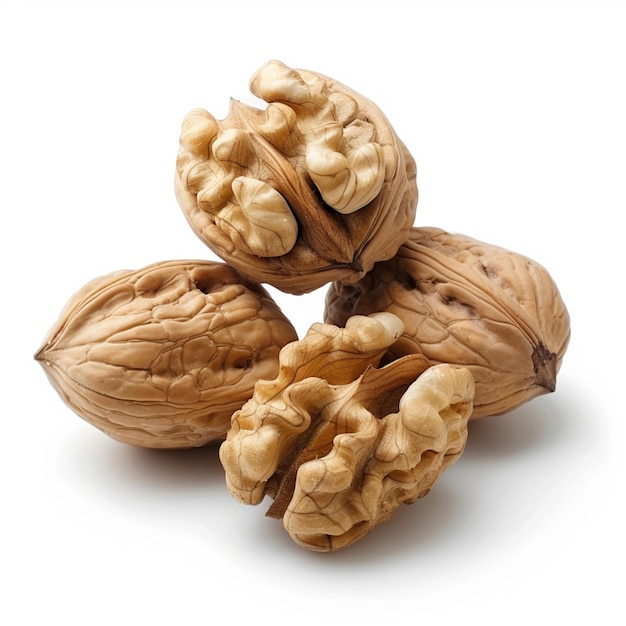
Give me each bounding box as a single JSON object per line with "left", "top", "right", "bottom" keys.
{"left": 219, "top": 313, "right": 474, "bottom": 551}
{"left": 175, "top": 60, "right": 418, "bottom": 294}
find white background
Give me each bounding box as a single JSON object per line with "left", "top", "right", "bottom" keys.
{"left": 2, "top": 1, "right": 624, "bottom": 623}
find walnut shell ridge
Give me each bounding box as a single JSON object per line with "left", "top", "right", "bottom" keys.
{"left": 175, "top": 60, "right": 418, "bottom": 295}
{"left": 35, "top": 260, "right": 298, "bottom": 449}
{"left": 219, "top": 313, "right": 475, "bottom": 551}
{"left": 325, "top": 227, "right": 571, "bottom": 418}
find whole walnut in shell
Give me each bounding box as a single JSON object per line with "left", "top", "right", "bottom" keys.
{"left": 325, "top": 227, "right": 571, "bottom": 418}
{"left": 175, "top": 60, "right": 417, "bottom": 295}
{"left": 35, "top": 260, "right": 298, "bottom": 449}
{"left": 219, "top": 312, "right": 475, "bottom": 551}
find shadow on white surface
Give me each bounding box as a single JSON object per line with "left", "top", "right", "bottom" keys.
{"left": 33, "top": 367, "right": 612, "bottom": 623}
{"left": 56, "top": 433, "right": 226, "bottom": 513}
{"left": 53, "top": 375, "right": 596, "bottom": 568}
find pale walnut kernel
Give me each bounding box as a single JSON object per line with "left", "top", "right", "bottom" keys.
{"left": 219, "top": 313, "right": 474, "bottom": 551}
{"left": 175, "top": 60, "right": 417, "bottom": 294}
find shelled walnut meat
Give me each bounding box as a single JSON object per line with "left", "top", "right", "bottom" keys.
{"left": 35, "top": 260, "right": 298, "bottom": 449}
{"left": 175, "top": 60, "right": 418, "bottom": 295}
{"left": 220, "top": 312, "right": 475, "bottom": 552}
{"left": 325, "top": 227, "right": 571, "bottom": 418}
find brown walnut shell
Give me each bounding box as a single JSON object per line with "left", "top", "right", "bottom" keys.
{"left": 35, "top": 260, "right": 298, "bottom": 449}
{"left": 324, "top": 227, "right": 571, "bottom": 418}
{"left": 175, "top": 60, "right": 417, "bottom": 295}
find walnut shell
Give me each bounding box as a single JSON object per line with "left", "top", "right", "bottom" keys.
{"left": 325, "top": 227, "right": 571, "bottom": 418}
{"left": 219, "top": 313, "right": 475, "bottom": 551}
{"left": 175, "top": 60, "right": 417, "bottom": 295}
{"left": 35, "top": 260, "right": 298, "bottom": 449}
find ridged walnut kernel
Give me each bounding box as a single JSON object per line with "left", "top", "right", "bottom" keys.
{"left": 219, "top": 313, "right": 475, "bottom": 551}
{"left": 175, "top": 60, "right": 417, "bottom": 295}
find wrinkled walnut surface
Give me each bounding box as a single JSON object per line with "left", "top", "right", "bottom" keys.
{"left": 325, "top": 227, "right": 571, "bottom": 418}
{"left": 175, "top": 60, "right": 417, "bottom": 294}
{"left": 220, "top": 313, "right": 474, "bottom": 551}
{"left": 35, "top": 260, "right": 298, "bottom": 449}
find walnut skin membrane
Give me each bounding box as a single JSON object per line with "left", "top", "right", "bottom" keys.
{"left": 219, "top": 313, "right": 475, "bottom": 551}
{"left": 35, "top": 260, "right": 298, "bottom": 449}
{"left": 175, "top": 60, "right": 418, "bottom": 295}
{"left": 325, "top": 227, "right": 571, "bottom": 419}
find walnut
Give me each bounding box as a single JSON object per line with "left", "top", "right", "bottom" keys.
{"left": 175, "top": 60, "right": 417, "bottom": 295}
{"left": 35, "top": 260, "right": 298, "bottom": 449}
{"left": 325, "top": 227, "right": 571, "bottom": 418}
{"left": 219, "top": 313, "right": 475, "bottom": 551}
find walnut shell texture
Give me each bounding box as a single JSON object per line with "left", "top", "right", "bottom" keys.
{"left": 219, "top": 313, "right": 475, "bottom": 551}
{"left": 325, "top": 227, "right": 571, "bottom": 418}
{"left": 175, "top": 60, "right": 417, "bottom": 294}
{"left": 35, "top": 260, "right": 298, "bottom": 449}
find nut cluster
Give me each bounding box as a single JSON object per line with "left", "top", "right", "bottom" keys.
{"left": 36, "top": 61, "right": 570, "bottom": 552}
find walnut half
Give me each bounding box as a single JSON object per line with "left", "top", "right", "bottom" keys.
{"left": 175, "top": 60, "right": 417, "bottom": 295}
{"left": 219, "top": 313, "right": 474, "bottom": 551}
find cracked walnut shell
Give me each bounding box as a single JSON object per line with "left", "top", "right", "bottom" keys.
{"left": 325, "top": 227, "right": 571, "bottom": 418}
{"left": 35, "top": 260, "right": 298, "bottom": 449}
{"left": 219, "top": 313, "right": 475, "bottom": 551}
{"left": 175, "top": 60, "right": 417, "bottom": 295}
